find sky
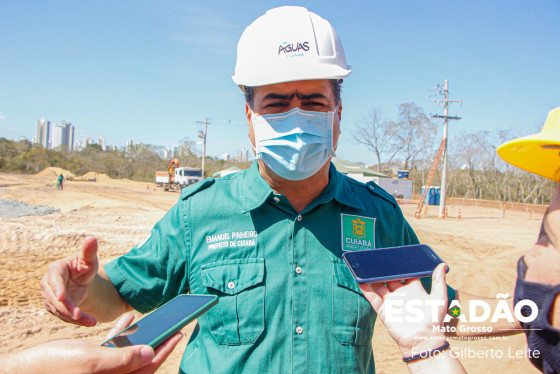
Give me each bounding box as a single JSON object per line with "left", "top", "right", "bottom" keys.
{"left": 1, "top": 0, "right": 559, "bottom": 164}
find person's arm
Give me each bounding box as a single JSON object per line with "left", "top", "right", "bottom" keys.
{"left": 448, "top": 185, "right": 560, "bottom": 338}
{"left": 359, "top": 264, "right": 466, "bottom": 374}
{"left": 0, "top": 313, "right": 183, "bottom": 374}
{"left": 40, "top": 237, "right": 132, "bottom": 326}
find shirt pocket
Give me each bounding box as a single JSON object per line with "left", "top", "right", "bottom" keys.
{"left": 332, "top": 258, "right": 375, "bottom": 345}
{"left": 201, "top": 258, "right": 265, "bottom": 345}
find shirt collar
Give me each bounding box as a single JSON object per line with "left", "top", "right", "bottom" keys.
{"left": 241, "top": 161, "right": 365, "bottom": 213}
{"left": 241, "top": 161, "right": 274, "bottom": 213}
{"left": 323, "top": 162, "right": 365, "bottom": 211}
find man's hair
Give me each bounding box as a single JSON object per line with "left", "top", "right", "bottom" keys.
{"left": 244, "top": 79, "right": 342, "bottom": 109}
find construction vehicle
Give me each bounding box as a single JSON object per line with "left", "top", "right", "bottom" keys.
{"left": 155, "top": 159, "right": 204, "bottom": 191}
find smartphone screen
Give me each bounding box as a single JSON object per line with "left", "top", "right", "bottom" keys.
{"left": 101, "top": 294, "right": 218, "bottom": 348}
{"left": 342, "top": 244, "right": 446, "bottom": 283}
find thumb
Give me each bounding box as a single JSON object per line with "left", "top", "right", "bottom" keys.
{"left": 95, "top": 345, "right": 154, "bottom": 374}
{"left": 79, "top": 237, "right": 99, "bottom": 267}
{"left": 430, "top": 263, "right": 448, "bottom": 301}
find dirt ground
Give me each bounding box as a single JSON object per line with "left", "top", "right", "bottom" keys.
{"left": 0, "top": 168, "right": 545, "bottom": 373}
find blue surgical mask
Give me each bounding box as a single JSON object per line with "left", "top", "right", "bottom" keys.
{"left": 251, "top": 107, "right": 337, "bottom": 181}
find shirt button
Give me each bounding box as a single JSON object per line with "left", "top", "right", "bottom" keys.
{"left": 273, "top": 196, "right": 280, "bottom": 203}
{"left": 295, "top": 266, "right": 303, "bottom": 274}
{"left": 296, "top": 326, "right": 303, "bottom": 334}
{"left": 227, "top": 281, "right": 235, "bottom": 290}
{"left": 297, "top": 215, "right": 302, "bottom": 221}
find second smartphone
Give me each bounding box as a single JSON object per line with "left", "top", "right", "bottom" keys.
{"left": 101, "top": 294, "right": 218, "bottom": 348}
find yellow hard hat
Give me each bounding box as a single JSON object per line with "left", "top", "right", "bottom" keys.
{"left": 497, "top": 107, "right": 560, "bottom": 182}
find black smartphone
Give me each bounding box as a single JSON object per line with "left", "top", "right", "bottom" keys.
{"left": 342, "top": 244, "right": 448, "bottom": 284}
{"left": 101, "top": 294, "right": 218, "bottom": 348}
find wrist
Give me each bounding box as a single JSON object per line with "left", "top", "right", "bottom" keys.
{"left": 403, "top": 341, "right": 450, "bottom": 363}
{"left": 399, "top": 334, "right": 447, "bottom": 358}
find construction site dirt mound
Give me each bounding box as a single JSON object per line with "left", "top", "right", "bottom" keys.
{"left": 35, "top": 168, "right": 150, "bottom": 189}
{"left": 36, "top": 167, "right": 75, "bottom": 178}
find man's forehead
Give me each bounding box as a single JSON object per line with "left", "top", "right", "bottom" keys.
{"left": 254, "top": 80, "right": 333, "bottom": 99}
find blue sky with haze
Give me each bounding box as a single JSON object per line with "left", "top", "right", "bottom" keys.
{"left": 1, "top": 0, "right": 558, "bottom": 164}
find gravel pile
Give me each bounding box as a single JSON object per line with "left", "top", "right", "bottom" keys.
{"left": 0, "top": 199, "right": 60, "bottom": 219}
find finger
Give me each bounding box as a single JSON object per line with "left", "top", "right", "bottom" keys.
{"left": 92, "top": 345, "right": 154, "bottom": 374}
{"left": 45, "top": 260, "right": 71, "bottom": 301}
{"left": 45, "top": 306, "right": 95, "bottom": 326}
{"left": 78, "top": 237, "right": 99, "bottom": 270}
{"left": 358, "top": 283, "right": 386, "bottom": 311}
{"left": 41, "top": 284, "right": 97, "bottom": 326}
{"left": 430, "top": 263, "right": 448, "bottom": 301}
{"left": 106, "top": 313, "right": 135, "bottom": 339}
{"left": 41, "top": 273, "right": 74, "bottom": 319}
{"left": 133, "top": 333, "right": 183, "bottom": 374}
{"left": 42, "top": 273, "right": 96, "bottom": 325}
{"left": 367, "top": 282, "right": 390, "bottom": 298}
{"left": 386, "top": 280, "right": 407, "bottom": 292}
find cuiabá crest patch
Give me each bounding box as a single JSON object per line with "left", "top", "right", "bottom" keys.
{"left": 341, "top": 214, "right": 376, "bottom": 251}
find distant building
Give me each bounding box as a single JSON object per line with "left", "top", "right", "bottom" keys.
{"left": 172, "top": 145, "right": 179, "bottom": 158}
{"left": 105, "top": 144, "right": 117, "bottom": 151}
{"left": 236, "top": 148, "right": 249, "bottom": 162}
{"left": 51, "top": 124, "right": 64, "bottom": 149}
{"left": 331, "top": 158, "right": 413, "bottom": 199}
{"left": 81, "top": 138, "right": 94, "bottom": 149}
{"left": 126, "top": 138, "right": 134, "bottom": 156}
{"left": 221, "top": 153, "right": 231, "bottom": 161}
{"left": 64, "top": 122, "right": 74, "bottom": 151}
{"left": 36, "top": 118, "right": 50, "bottom": 149}
{"left": 51, "top": 121, "right": 74, "bottom": 151}
{"left": 98, "top": 136, "right": 106, "bottom": 151}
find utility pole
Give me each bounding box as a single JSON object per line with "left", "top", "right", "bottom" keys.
{"left": 197, "top": 118, "right": 211, "bottom": 177}
{"left": 431, "top": 79, "right": 461, "bottom": 219}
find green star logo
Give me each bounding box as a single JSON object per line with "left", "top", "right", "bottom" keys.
{"left": 450, "top": 306, "right": 461, "bottom": 317}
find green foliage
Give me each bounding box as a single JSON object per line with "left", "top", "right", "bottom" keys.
{"left": 0, "top": 138, "right": 253, "bottom": 182}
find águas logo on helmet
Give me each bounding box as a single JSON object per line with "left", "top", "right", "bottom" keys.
{"left": 278, "top": 41, "right": 310, "bottom": 58}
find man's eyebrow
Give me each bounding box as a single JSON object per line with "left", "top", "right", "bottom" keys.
{"left": 262, "top": 92, "right": 328, "bottom": 101}
{"left": 263, "top": 93, "right": 295, "bottom": 101}
{"left": 297, "top": 93, "right": 327, "bottom": 100}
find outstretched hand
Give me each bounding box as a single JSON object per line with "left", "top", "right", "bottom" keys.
{"left": 40, "top": 237, "right": 100, "bottom": 326}
{"left": 358, "top": 263, "right": 449, "bottom": 357}
{"left": 0, "top": 313, "right": 183, "bottom": 374}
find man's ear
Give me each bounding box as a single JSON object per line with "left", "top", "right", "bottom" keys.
{"left": 245, "top": 103, "right": 252, "bottom": 126}
{"left": 337, "top": 103, "right": 342, "bottom": 121}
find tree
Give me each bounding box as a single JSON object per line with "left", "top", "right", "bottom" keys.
{"left": 352, "top": 108, "right": 401, "bottom": 172}
{"left": 455, "top": 131, "right": 489, "bottom": 199}
{"left": 393, "top": 103, "right": 437, "bottom": 170}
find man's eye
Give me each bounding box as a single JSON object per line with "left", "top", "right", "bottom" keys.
{"left": 306, "top": 102, "right": 326, "bottom": 107}
{"left": 266, "top": 102, "right": 287, "bottom": 108}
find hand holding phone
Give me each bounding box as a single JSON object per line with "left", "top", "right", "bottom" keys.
{"left": 342, "top": 244, "right": 449, "bottom": 284}
{"left": 101, "top": 294, "right": 218, "bottom": 348}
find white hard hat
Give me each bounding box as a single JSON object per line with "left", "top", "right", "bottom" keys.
{"left": 232, "top": 6, "right": 352, "bottom": 89}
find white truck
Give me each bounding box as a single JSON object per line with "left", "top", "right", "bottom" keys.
{"left": 174, "top": 167, "right": 204, "bottom": 187}
{"left": 155, "top": 162, "right": 204, "bottom": 191}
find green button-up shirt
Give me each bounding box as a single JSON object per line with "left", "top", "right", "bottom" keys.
{"left": 105, "top": 161, "right": 455, "bottom": 373}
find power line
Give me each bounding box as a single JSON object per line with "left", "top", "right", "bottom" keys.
{"left": 430, "top": 79, "right": 462, "bottom": 219}
{"left": 196, "top": 118, "right": 211, "bottom": 177}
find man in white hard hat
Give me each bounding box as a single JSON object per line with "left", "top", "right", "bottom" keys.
{"left": 40, "top": 6, "right": 518, "bottom": 373}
